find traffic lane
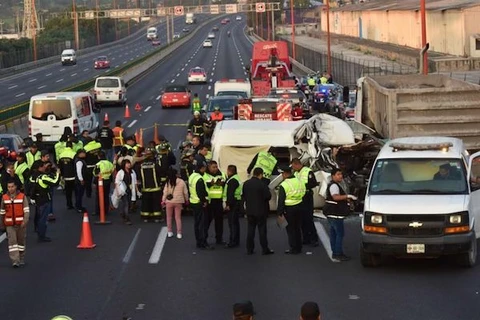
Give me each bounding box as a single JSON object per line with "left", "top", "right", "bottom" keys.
{"left": 234, "top": 22, "right": 254, "bottom": 69}
{"left": 316, "top": 217, "right": 480, "bottom": 320}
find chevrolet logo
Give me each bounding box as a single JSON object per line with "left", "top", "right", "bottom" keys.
{"left": 409, "top": 222, "right": 423, "bottom": 228}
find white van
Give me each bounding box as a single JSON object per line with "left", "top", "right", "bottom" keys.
{"left": 147, "top": 27, "right": 158, "bottom": 40}
{"left": 61, "top": 49, "right": 77, "bottom": 66}
{"left": 29, "top": 92, "right": 100, "bottom": 143}
{"left": 361, "top": 136, "right": 480, "bottom": 267}
{"left": 93, "top": 76, "right": 127, "bottom": 107}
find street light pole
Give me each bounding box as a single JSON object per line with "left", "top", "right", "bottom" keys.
{"left": 290, "top": 0, "right": 295, "bottom": 59}
{"left": 96, "top": 0, "right": 101, "bottom": 45}
{"left": 72, "top": 0, "right": 79, "bottom": 50}
{"left": 326, "top": 0, "right": 332, "bottom": 75}
{"left": 420, "top": 0, "right": 428, "bottom": 74}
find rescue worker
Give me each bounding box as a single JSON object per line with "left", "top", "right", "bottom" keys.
{"left": 223, "top": 165, "right": 242, "bottom": 248}
{"left": 291, "top": 158, "right": 319, "bottom": 247}
{"left": 189, "top": 162, "right": 212, "bottom": 250}
{"left": 33, "top": 161, "right": 60, "bottom": 242}
{"left": 58, "top": 141, "right": 76, "bottom": 210}
{"left": 188, "top": 111, "right": 207, "bottom": 143}
{"left": 112, "top": 120, "right": 125, "bottom": 155}
{"left": 210, "top": 106, "right": 224, "bottom": 123}
{"left": 93, "top": 151, "right": 114, "bottom": 216}
{"left": 247, "top": 148, "right": 278, "bottom": 181}
{"left": 83, "top": 137, "right": 102, "bottom": 198}
{"left": 0, "top": 179, "right": 30, "bottom": 267}
{"left": 323, "top": 168, "right": 357, "bottom": 261}
{"left": 191, "top": 93, "right": 202, "bottom": 114}
{"left": 204, "top": 160, "right": 226, "bottom": 245}
{"left": 307, "top": 76, "right": 316, "bottom": 90}
{"left": 2, "top": 163, "right": 22, "bottom": 195}
{"left": 319, "top": 72, "right": 328, "bottom": 84}
{"left": 25, "top": 143, "right": 41, "bottom": 168}
{"left": 98, "top": 120, "right": 115, "bottom": 162}
{"left": 191, "top": 135, "right": 202, "bottom": 154}
{"left": 277, "top": 165, "right": 306, "bottom": 254}
{"left": 139, "top": 149, "right": 163, "bottom": 223}
{"left": 54, "top": 127, "right": 74, "bottom": 163}
{"left": 0, "top": 161, "right": 4, "bottom": 194}
{"left": 13, "top": 152, "right": 30, "bottom": 190}
{"left": 74, "top": 149, "right": 88, "bottom": 213}
{"left": 158, "top": 135, "right": 173, "bottom": 152}
{"left": 180, "top": 149, "right": 195, "bottom": 181}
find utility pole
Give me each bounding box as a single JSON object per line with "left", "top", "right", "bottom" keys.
{"left": 290, "top": 0, "right": 295, "bottom": 59}
{"left": 326, "top": 0, "right": 332, "bottom": 75}
{"left": 0, "top": 20, "right": 4, "bottom": 35}
{"left": 420, "top": 0, "right": 428, "bottom": 74}
{"left": 72, "top": 0, "right": 80, "bottom": 50}
{"left": 96, "top": 0, "right": 101, "bottom": 45}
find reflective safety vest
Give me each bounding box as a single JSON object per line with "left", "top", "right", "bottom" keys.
{"left": 307, "top": 78, "right": 316, "bottom": 86}
{"left": 280, "top": 177, "right": 306, "bottom": 206}
{"left": 192, "top": 98, "right": 201, "bottom": 112}
{"left": 295, "top": 166, "right": 312, "bottom": 185}
{"left": 211, "top": 112, "right": 224, "bottom": 121}
{"left": 96, "top": 160, "right": 114, "bottom": 180}
{"left": 14, "top": 162, "right": 29, "bottom": 185}
{"left": 140, "top": 161, "right": 161, "bottom": 192}
{"left": 320, "top": 76, "right": 328, "bottom": 84}
{"left": 112, "top": 127, "right": 124, "bottom": 147}
{"left": 73, "top": 141, "right": 83, "bottom": 152}
{"left": 54, "top": 141, "right": 67, "bottom": 161}
{"left": 26, "top": 151, "right": 40, "bottom": 168}
{"left": 1, "top": 193, "right": 27, "bottom": 226}
{"left": 254, "top": 151, "right": 277, "bottom": 178}
{"left": 188, "top": 172, "right": 204, "bottom": 204}
{"left": 223, "top": 174, "right": 242, "bottom": 201}
{"left": 192, "top": 124, "right": 204, "bottom": 136}
{"left": 205, "top": 150, "right": 212, "bottom": 161}
{"left": 204, "top": 172, "right": 226, "bottom": 200}
{"left": 84, "top": 141, "right": 102, "bottom": 154}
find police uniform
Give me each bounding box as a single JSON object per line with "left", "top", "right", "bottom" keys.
{"left": 223, "top": 173, "right": 242, "bottom": 247}
{"left": 295, "top": 165, "right": 319, "bottom": 246}
{"left": 307, "top": 77, "right": 316, "bottom": 89}
{"left": 248, "top": 151, "right": 277, "bottom": 179}
{"left": 189, "top": 168, "right": 210, "bottom": 249}
{"left": 26, "top": 150, "right": 41, "bottom": 168}
{"left": 188, "top": 116, "right": 207, "bottom": 143}
{"left": 14, "top": 159, "right": 30, "bottom": 190}
{"left": 54, "top": 141, "right": 67, "bottom": 164}
{"left": 277, "top": 169, "right": 306, "bottom": 254}
{"left": 84, "top": 140, "right": 102, "bottom": 198}
{"left": 94, "top": 159, "right": 114, "bottom": 216}
{"left": 0, "top": 190, "right": 30, "bottom": 267}
{"left": 204, "top": 170, "right": 226, "bottom": 244}
{"left": 58, "top": 147, "right": 76, "bottom": 209}
{"left": 33, "top": 169, "right": 60, "bottom": 241}
{"left": 139, "top": 156, "right": 163, "bottom": 222}
{"left": 323, "top": 181, "right": 350, "bottom": 258}
{"left": 191, "top": 97, "right": 202, "bottom": 113}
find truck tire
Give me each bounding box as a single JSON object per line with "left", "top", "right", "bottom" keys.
{"left": 360, "top": 245, "right": 381, "bottom": 267}
{"left": 457, "top": 236, "right": 477, "bottom": 268}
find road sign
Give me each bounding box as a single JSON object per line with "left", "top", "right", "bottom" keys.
{"left": 174, "top": 6, "right": 184, "bottom": 16}
{"left": 210, "top": 5, "right": 219, "bottom": 15}
{"left": 157, "top": 7, "right": 166, "bottom": 16}
{"left": 226, "top": 4, "right": 238, "bottom": 14}
{"left": 255, "top": 2, "right": 266, "bottom": 13}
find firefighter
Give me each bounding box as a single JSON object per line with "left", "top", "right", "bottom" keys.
{"left": 13, "top": 152, "right": 30, "bottom": 191}
{"left": 247, "top": 148, "right": 278, "bottom": 181}
{"left": 158, "top": 135, "right": 173, "bottom": 152}
{"left": 155, "top": 142, "right": 175, "bottom": 193}
{"left": 223, "top": 165, "right": 242, "bottom": 248}
{"left": 188, "top": 111, "right": 207, "bottom": 143}
{"left": 58, "top": 141, "right": 76, "bottom": 210}
{"left": 25, "top": 143, "right": 41, "bottom": 168}
{"left": 204, "top": 160, "right": 226, "bottom": 245}
{"left": 0, "top": 179, "right": 30, "bottom": 267}
{"left": 307, "top": 76, "right": 316, "bottom": 90}
{"left": 139, "top": 149, "right": 163, "bottom": 223}
{"left": 112, "top": 120, "right": 125, "bottom": 155}
{"left": 93, "top": 151, "right": 114, "bottom": 216}
{"left": 191, "top": 93, "right": 202, "bottom": 114}
{"left": 83, "top": 137, "right": 102, "bottom": 198}
{"left": 180, "top": 149, "right": 195, "bottom": 181}
{"left": 210, "top": 106, "right": 224, "bottom": 122}
{"left": 189, "top": 162, "right": 212, "bottom": 250}
{"left": 277, "top": 165, "right": 306, "bottom": 254}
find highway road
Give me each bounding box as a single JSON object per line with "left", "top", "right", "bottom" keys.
{"left": 0, "top": 15, "right": 209, "bottom": 108}
{"left": 1, "top": 14, "right": 480, "bottom": 320}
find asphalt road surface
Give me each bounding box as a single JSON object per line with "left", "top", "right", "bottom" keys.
{"left": 1, "top": 15, "right": 480, "bottom": 320}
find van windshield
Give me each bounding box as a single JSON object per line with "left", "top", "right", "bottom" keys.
{"left": 31, "top": 99, "right": 72, "bottom": 121}
{"left": 369, "top": 158, "right": 468, "bottom": 195}
{"left": 96, "top": 79, "right": 120, "bottom": 88}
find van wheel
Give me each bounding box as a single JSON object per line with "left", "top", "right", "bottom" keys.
{"left": 360, "top": 245, "right": 381, "bottom": 267}
{"left": 457, "top": 236, "right": 477, "bottom": 268}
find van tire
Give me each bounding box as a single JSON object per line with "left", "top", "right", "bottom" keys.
{"left": 360, "top": 245, "right": 381, "bottom": 267}
{"left": 457, "top": 236, "right": 477, "bottom": 268}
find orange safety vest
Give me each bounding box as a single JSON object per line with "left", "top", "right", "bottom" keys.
{"left": 211, "top": 112, "right": 224, "bottom": 121}
{"left": 2, "top": 193, "right": 26, "bottom": 226}
{"left": 112, "top": 127, "right": 124, "bottom": 147}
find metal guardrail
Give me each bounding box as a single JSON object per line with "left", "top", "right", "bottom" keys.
{"left": 0, "top": 16, "right": 220, "bottom": 126}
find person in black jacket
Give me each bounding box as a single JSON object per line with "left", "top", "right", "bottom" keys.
{"left": 242, "top": 167, "right": 274, "bottom": 255}
{"left": 189, "top": 162, "right": 212, "bottom": 250}
{"left": 1, "top": 163, "right": 22, "bottom": 194}
{"left": 97, "top": 120, "right": 115, "bottom": 162}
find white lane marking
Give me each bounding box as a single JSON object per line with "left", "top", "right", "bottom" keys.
{"left": 176, "top": 73, "right": 180, "bottom": 77}
{"left": 15, "top": 93, "right": 25, "bottom": 97}
{"left": 56, "top": 79, "right": 64, "bottom": 83}
{"left": 60, "top": 68, "right": 65, "bottom": 71}
{"left": 123, "top": 228, "right": 141, "bottom": 264}
{"left": 171, "top": 79, "right": 175, "bottom": 83}
{"left": 115, "top": 65, "right": 119, "bottom": 68}
{"left": 209, "top": 79, "right": 213, "bottom": 82}
{"left": 46, "top": 73, "right": 52, "bottom": 77}
{"left": 28, "top": 78, "right": 37, "bottom": 82}
{"left": 8, "top": 85, "right": 18, "bottom": 89}
{"left": 123, "top": 61, "right": 127, "bottom": 64}
{"left": 0, "top": 233, "right": 6, "bottom": 244}
{"left": 83, "top": 68, "right": 89, "bottom": 72}
{"left": 145, "top": 106, "right": 152, "bottom": 112}
{"left": 37, "top": 85, "right": 46, "bottom": 89}
{"left": 181, "top": 68, "right": 184, "bottom": 71}
{"left": 71, "top": 73, "right": 77, "bottom": 77}
{"left": 212, "top": 67, "right": 215, "bottom": 71}
{"left": 208, "top": 85, "right": 211, "bottom": 90}
{"left": 314, "top": 221, "right": 337, "bottom": 262}
{"left": 148, "top": 227, "right": 168, "bottom": 264}
{"left": 156, "top": 95, "right": 161, "bottom": 100}
{"left": 127, "top": 119, "right": 137, "bottom": 128}
{"left": 211, "top": 72, "right": 214, "bottom": 76}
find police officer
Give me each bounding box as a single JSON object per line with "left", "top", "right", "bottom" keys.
{"left": 93, "top": 151, "right": 114, "bottom": 216}
{"left": 291, "top": 158, "right": 319, "bottom": 247}
{"left": 247, "top": 148, "right": 278, "bottom": 182}
{"left": 307, "top": 76, "right": 316, "bottom": 90}
{"left": 277, "top": 165, "right": 306, "bottom": 254}
{"left": 58, "top": 141, "right": 76, "bottom": 210}
{"left": 139, "top": 149, "right": 163, "bottom": 223}
{"left": 319, "top": 72, "right": 328, "bottom": 84}
{"left": 189, "top": 162, "right": 212, "bottom": 250}
{"left": 204, "top": 160, "right": 226, "bottom": 245}
{"left": 74, "top": 149, "right": 88, "bottom": 213}
{"left": 191, "top": 93, "right": 202, "bottom": 114}
{"left": 14, "top": 152, "right": 30, "bottom": 190}
{"left": 25, "top": 143, "right": 41, "bottom": 168}
{"left": 83, "top": 137, "right": 102, "bottom": 198}
{"left": 180, "top": 149, "right": 195, "bottom": 181}
{"left": 55, "top": 127, "right": 74, "bottom": 163}
{"left": 188, "top": 111, "right": 207, "bottom": 143}
{"left": 223, "top": 165, "right": 242, "bottom": 248}
{"left": 98, "top": 120, "right": 115, "bottom": 162}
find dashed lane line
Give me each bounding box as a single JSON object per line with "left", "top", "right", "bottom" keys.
{"left": 15, "top": 93, "right": 25, "bottom": 97}
{"left": 156, "top": 95, "right": 161, "bottom": 100}
{"left": 8, "top": 85, "right": 18, "bottom": 89}
{"left": 38, "top": 85, "right": 47, "bottom": 89}
{"left": 123, "top": 228, "right": 141, "bottom": 264}
{"left": 83, "top": 68, "right": 89, "bottom": 72}
{"left": 56, "top": 79, "right": 64, "bottom": 83}
{"left": 71, "top": 73, "right": 77, "bottom": 77}
{"left": 128, "top": 119, "right": 137, "bottom": 128}
{"left": 46, "top": 73, "right": 52, "bottom": 77}
{"left": 208, "top": 85, "right": 211, "bottom": 90}
{"left": 148, "top": 227, "right": 168, "bottom": 264}
{"left": 144, "top": 106, "right": 152, "bottom": 112}
{"left": 28, "top": 78, "right": 37, "bottom": 82}
{"left": 206, "top": 94, "right": 210, "bottom": 99}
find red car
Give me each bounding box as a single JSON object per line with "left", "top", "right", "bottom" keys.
{"left": 94, "top": 56, "right": 110, "bottom": 69}
{"left": 221, "top": 19, "right": 228, "bottom": 25}
{"left": 161, "top": 85, "right": 191, "bottom": 108}
{"left": 152, "top": 39, "right": 161, "bottom": 46}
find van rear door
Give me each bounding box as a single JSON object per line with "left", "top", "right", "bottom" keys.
{"left": 76, "top": 95, "right": 96, "bottom": 135}
{"left": 30, "top": 97, "right": 73, "bottom": 142}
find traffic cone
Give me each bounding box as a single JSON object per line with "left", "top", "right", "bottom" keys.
{"left": 104, "top": 113, "right": 109, "bottom": 122}
{"left": 77, "top": 212, "right": 96, "bottom": 249}
{"left": 153, "top": 123, "right": 160, "bottom": 145}
{"left": 124, "top": 105, "right": 131, "bottom": 119}
{"left": 135, "top": 103, "right": 142, "bottom": 111}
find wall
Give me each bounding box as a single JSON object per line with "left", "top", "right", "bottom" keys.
{"left": 464, "top": 6, "right": 480, "bottom": 57}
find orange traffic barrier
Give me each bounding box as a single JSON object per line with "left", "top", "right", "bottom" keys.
{"left": 104, "top": 113, "right": 109, "bottom": 122}
{"left": 77, "top": 213, "right": 96, "bottom": 249}
{"left": 134, "top": 129, "right": 144, "bottom": 147}
{"left": 124, "top": 105, "right": 131, "bottom": 118}
{"left": 153, "top": 123, "right": 160, "bottom": 145}
{"left": 135, "top": 103, "right": 142, "bottom": 111}
{"left": 95, "top": 176, "right": 112, "bottom": 225}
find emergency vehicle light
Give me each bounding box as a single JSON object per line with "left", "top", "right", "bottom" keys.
{"left": 390, "top": 142, "right": 453, "bottom": 152}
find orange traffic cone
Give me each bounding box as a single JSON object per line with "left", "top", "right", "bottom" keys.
{"left": 153, "top": 123, "right": 160, "bottom": 145}
{"left": 77, "top": 212, "right": 96, "bottom": 249}
{"left": 104, "top": 113, "right": 109, "bottom": 122}
{"left": 124, "top": 105, "right": 131, "bottom": 118}
{"left": 135, "top": 103, "right": 142, "bottom": 111}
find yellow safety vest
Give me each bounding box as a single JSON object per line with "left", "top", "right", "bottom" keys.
{"left": 26, "top": 151, "right": 40, "bottom": 168}
{"left": 307, "top": 78, "right": 316, "bottom": 86}
{"left": 14, "top": 162, "right": 29, "bottom": 185}
{"left": 294, "top": 166, "right": 312, "bottom": 185}
{"left": 54, "top": 141, "right": 67, "bottom": 161}
{"left": 188, "top": 172, "right": 204, "bottom": 204}
{"left": 192, "top": 98, "right": 201, "bottom": 112}
{"left": 223, "top": 174, "right": 242, "bottom": 201}
{"left": 96, "top": 160, "right": 114, "bottom": 180}
{"left": 254, "top": 151, "right": 277, "bottom": 178}
{"left": 280, "top": 177, "right": 306, "bottom": 206}
{"left": 320, "top": 76, "right": 328, "bottom": 84}
{"left": 204, "top": 172, "right": 226, "bottom": 200}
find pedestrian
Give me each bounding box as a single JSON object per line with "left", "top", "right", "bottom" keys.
{"left": 291, "top": 158, "right": 319, "bottom": 247}
{"left": 93, "top": 151, "right": 114, "bottom": 216}
{"left": 277, "top": 165, "right": 306, "bottom": 254}
{"left": 232, "top": 301, "right": 255, "bottom": 320}
{"left": 162, "top": 168, "right": 188, "bottom": 239}
{"left": 300, "top": 301, "right": 321, "bottom": 320}
{"left": 0, "top": 179, "right": 30, "bottom": 267}
{"left": 58, "top": 141, "right": 76, "bottom": 210}
{"left": 189, "top": 162, "right": 213, "bottom": 250}
{"left": 223, "top": 165, "right": 242, "bottom": 248}
{"left": 115, "top": 159, "right": 137, "bottom": 225}
{"left": 139, "top": 149, "right": 162, "bottom": 223}
{"left": 204, "top": 160, "right": 226, "bottom": 245}
{"left": 323, "top": 168, "right": 357, "bottom": 261}
{"left": 74, "top": 149, "right": 88, "bottom": 213}
{"left": 242, "top": 167, "right": 273, "bottom": 255}
{"left": 112, "top": 120, "right": 125, "bottom": 155}
{"left": 98, "top": 120, "right": 115, "bottom": 162}
{"left": 193, "top": 144, "right": 208, "bottom": 167}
